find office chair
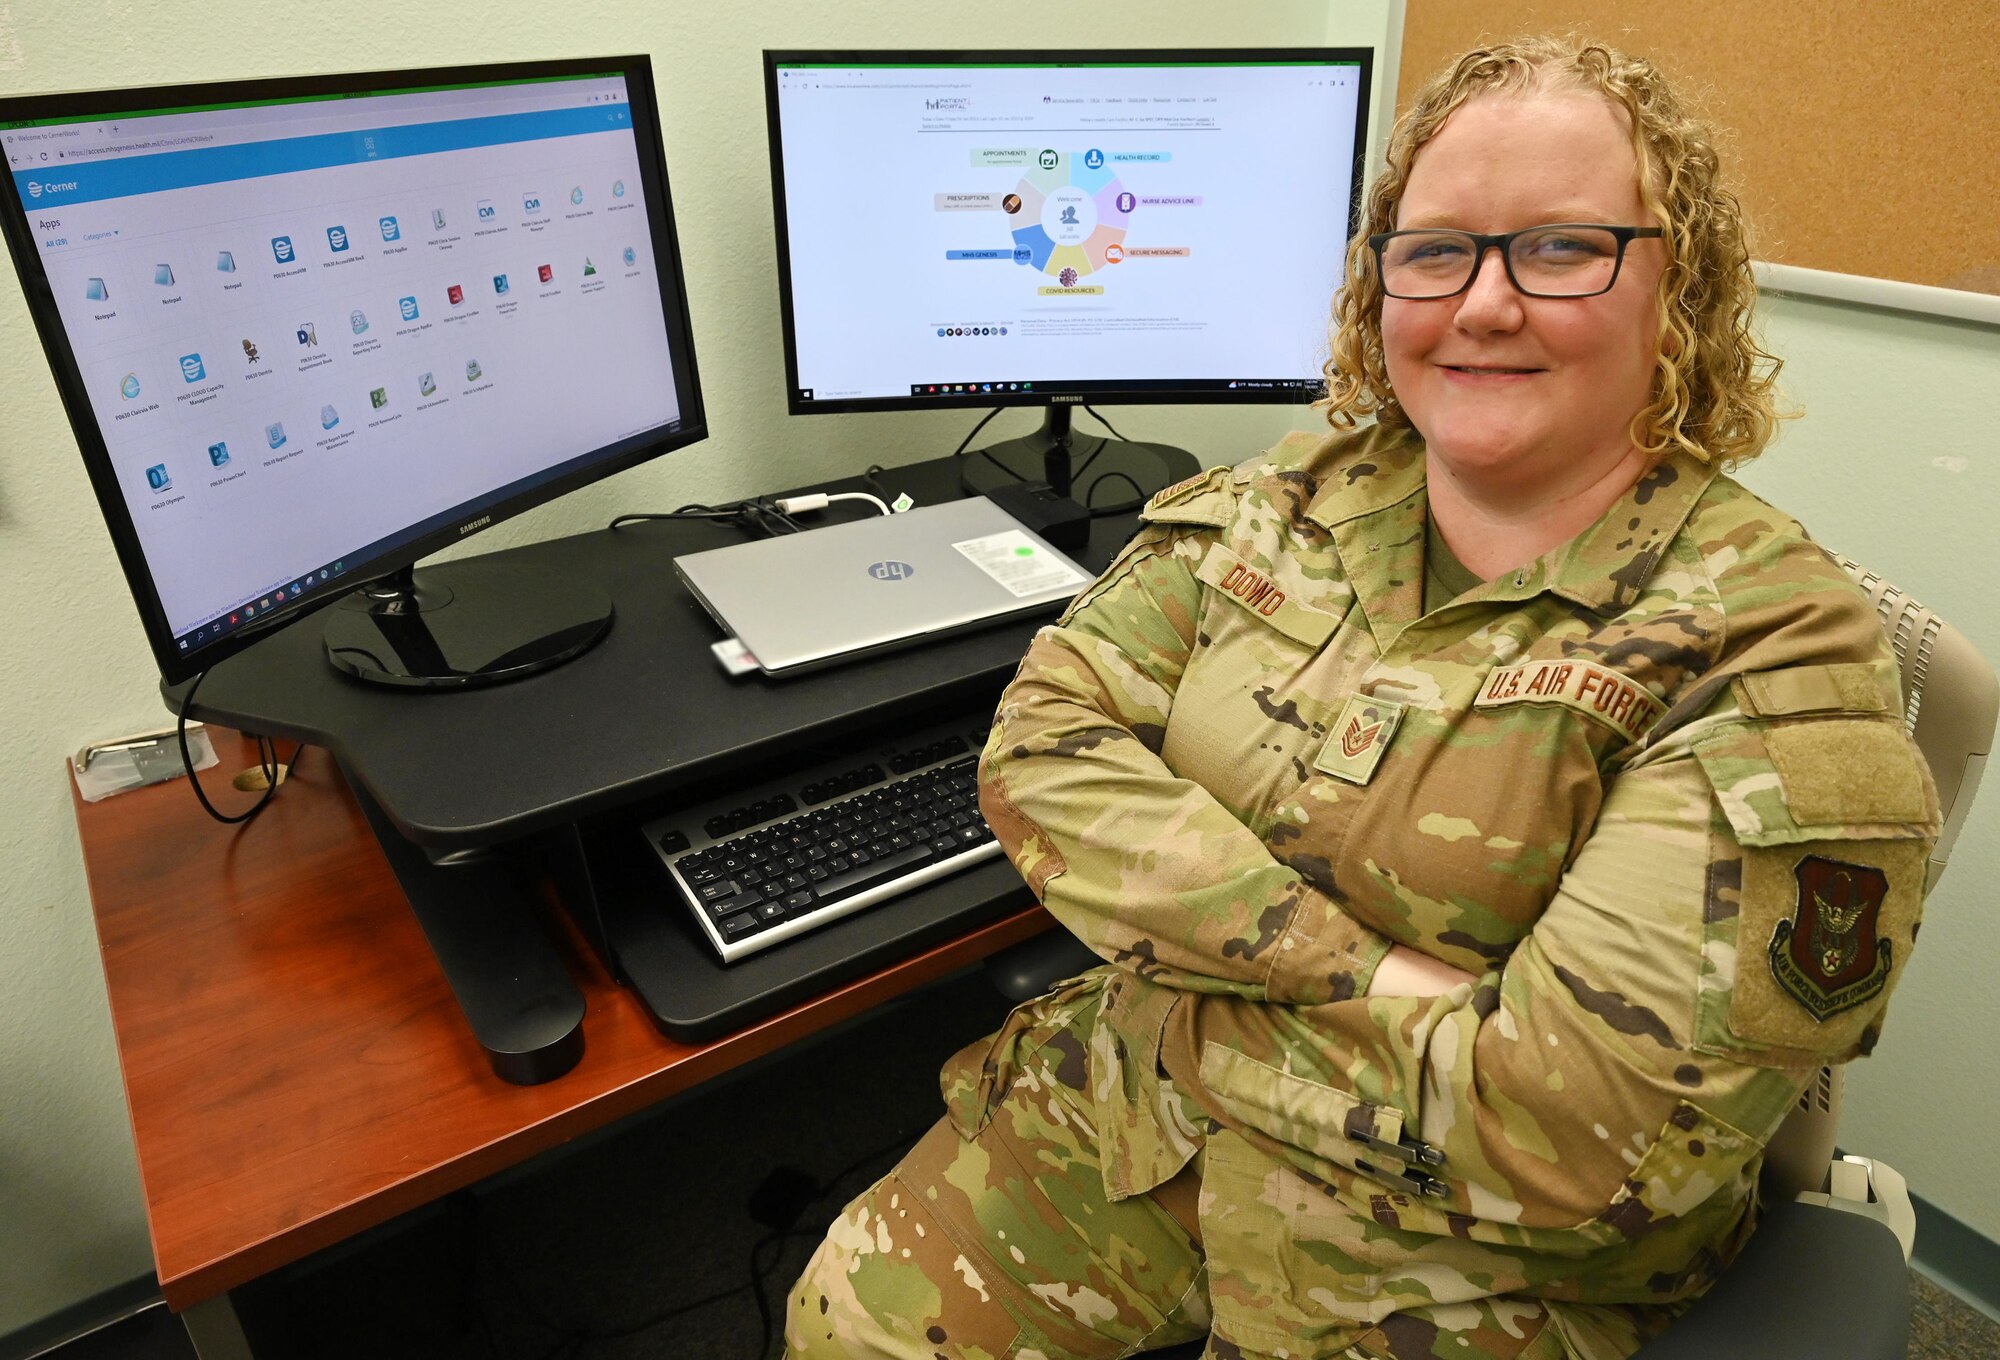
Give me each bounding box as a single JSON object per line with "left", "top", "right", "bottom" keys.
{"left": 983, "top": 557, "right": 1998, "bottom": 1360}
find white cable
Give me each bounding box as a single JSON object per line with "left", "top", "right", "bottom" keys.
{"left": 775, "top": 491, "right": 894, "bottom": 517}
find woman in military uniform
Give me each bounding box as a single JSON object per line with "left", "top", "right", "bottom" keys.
{"left": 787, "top": 34, "right": 1937, "bottom": 1360}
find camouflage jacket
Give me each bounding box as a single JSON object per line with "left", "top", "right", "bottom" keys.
{"left": 970, "top": 423, "right": 1939, "bottom": 1355}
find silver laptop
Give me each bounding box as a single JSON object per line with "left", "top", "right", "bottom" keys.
{"left": 674, "top": 498, "right": 1092, "bottom": 675}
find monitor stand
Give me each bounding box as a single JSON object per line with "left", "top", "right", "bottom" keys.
{"left": 962, "top": 406, "right": 1198, "bottom": 510}
{"left": 323, "top": 557, "right": 614, "bottom": 689}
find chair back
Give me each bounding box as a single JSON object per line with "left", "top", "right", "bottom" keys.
{"left": 1760, "top": 558, "right": 1998, "bottom": 1198}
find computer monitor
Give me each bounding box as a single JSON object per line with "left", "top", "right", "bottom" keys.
{"left": 0, "top": 57, "right": 706, "bottom": 688}
{"left": 763, "top": 48, "right": 1372, "bottom": 501}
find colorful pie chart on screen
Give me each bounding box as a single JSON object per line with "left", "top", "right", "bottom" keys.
{"left": 1007, "top": 149, "right": 1132, "bottom": 282}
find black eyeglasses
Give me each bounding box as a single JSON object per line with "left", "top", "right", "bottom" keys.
{"left": 1367, "top": 223, "right": 1664, "bottom": 300}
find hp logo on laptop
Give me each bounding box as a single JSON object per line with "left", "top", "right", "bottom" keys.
{"left": 867, "top": 561, "right": 915, "bottom": 582}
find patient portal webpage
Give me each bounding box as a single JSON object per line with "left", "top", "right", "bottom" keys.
{"left": 772, "top": 59, "right": 1363, "bottom": 402}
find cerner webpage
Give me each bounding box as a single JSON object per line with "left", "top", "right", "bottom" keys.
{"left": 773, "top": 60, "right": 1363, "bottom": 402}
{"left": 8, "top": 76, "right": 679, "bottom": 648}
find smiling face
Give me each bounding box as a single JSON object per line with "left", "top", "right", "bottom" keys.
{"left": 1381, "top": 89, "right": 1666, "bottom": 500}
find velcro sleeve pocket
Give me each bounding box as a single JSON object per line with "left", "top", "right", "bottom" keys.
{"left": 1692, "top": 715, "right": 1936, "bottom": 845}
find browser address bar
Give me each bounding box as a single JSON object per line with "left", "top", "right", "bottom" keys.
{"left": 74, "top": 133, "right": 217, "bottom": 158}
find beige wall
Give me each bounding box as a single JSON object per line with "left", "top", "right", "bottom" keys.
{"left": 0, "top": 0, "right": 1392, "bottom": 1334}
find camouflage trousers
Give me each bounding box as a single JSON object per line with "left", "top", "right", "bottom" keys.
{"left": 783, "top": 992, "right": 1630, "bottom": 1360}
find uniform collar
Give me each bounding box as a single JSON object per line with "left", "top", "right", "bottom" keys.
{"left": 1538, "top": 448, "right": 1717, "bottom": 615}
{"left": 1303, "top": 428, "right": 1718, "bottom": 629}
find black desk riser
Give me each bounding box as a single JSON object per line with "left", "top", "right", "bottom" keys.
{"left": 166, "top": 451, "right": 1193, "bottom": 1083}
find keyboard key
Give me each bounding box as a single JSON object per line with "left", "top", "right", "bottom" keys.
{"left": 810, "top": 842, "right": 933, "bottom": 899}
{"left": 711, "top": 890, "right": 758, "bottom": 920}
{"left": 718, "top": 912, "right": 760, "bottom": 940}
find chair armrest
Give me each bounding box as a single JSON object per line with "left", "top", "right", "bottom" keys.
{"left": 1633, "top": 1199, "right": 1910, "bottom": 1360}
{"left": 984, "top": 927, "right": 1099, "bottom": 1002}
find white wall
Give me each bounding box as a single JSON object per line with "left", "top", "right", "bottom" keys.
{"left": 1734, "top": 292, "right": 2000, "bottom": 1244}
{"left": 0, "top": 0, "right": 1391, "bottom": 1335}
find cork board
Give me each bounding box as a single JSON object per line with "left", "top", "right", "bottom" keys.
{"left": 1397, "top": 1, "right": 2000, "bottom": 296}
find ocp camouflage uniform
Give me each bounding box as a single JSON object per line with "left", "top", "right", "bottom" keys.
{"left": 786, "top": 424, "right": 1939, "bottom": 1360}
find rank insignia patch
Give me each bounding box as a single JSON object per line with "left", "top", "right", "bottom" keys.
{"left": 1769, "top": 854, "right": 1893, "bottom": 1022}
{"left": 1314, "top": 693, "right": 1407, "bottom": 785}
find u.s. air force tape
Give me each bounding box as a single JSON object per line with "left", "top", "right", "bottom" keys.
{"left": 1194, "top": 544, "right": 1343, "bottom": 646}
{"left": 1473, "top": 658, "right": 1663, "bottom": 744}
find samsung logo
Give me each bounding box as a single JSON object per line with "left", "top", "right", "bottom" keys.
{"left": 458, "top": 515, "right": 491, "bottom": 536}
{"left": 1052, "top": 394, "right": 1082, "bottom": 403}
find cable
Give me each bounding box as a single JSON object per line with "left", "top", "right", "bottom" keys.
{"left": 951, "top": 407, "right": 1007, "bottom": 459}
{"left": 176, "top": 665, "right": 306, "bottom": 825}
{"left": 1084, "top": 470, "right": 1146, "bottom": 516}
{"left": 1082, "top": 404, "right": 1131, "bottom": 442}
{"left": 609, "top": 496, "right": 805, "bottom": 539}
{"left": 775, "top": 490, "right": 892, "bottom": 517}
{"left": 1068, "top": 434, "right": 1111, "bottom": 484}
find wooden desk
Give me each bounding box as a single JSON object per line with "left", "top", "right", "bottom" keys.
{"left": 72, "top": 728, "right": 1048, "bottom": 1344}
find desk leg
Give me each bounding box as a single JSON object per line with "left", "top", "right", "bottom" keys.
{"left": 181, "top": 1294, "right": 255, "bottom": 1360}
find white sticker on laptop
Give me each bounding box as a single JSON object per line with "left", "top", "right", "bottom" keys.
{"left": 952, "top": 531, "right": 1089, "bottom": 598}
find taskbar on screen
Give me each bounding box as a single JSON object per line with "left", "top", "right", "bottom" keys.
{"left": 792, "top": 378, "right": 1321, "bottom": 403}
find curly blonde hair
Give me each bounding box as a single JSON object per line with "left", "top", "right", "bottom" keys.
{"left": 1321, "top": 34, "right": 1787, "bottom": 467}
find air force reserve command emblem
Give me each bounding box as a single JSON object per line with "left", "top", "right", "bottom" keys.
{"left": 1313, "top": 693, "right": 1407, "bottom": 785}
{"left": 1770, "top": 854, "right": 1894, "bottom": 1021}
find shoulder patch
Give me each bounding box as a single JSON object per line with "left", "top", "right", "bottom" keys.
{"left": 1770, "top": 855, "right": 1894, "bottom": 1021}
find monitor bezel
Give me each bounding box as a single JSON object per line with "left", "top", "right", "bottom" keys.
{"left": 761, "top": 46, "right": 1374, "bottom": 418}
{"left": 0, "top": 55, "right": 708, "bottom": 686}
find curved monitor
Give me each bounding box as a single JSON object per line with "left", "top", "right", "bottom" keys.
{"left": 0, "top": 57, "right": 706, "bottom": 686}
{"left": 763, "top": 49, "right": 1373, "bottom": 417}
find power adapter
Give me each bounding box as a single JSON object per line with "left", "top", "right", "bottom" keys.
{"left": 983, "top": 480, "right": 1091, "bottom": 552}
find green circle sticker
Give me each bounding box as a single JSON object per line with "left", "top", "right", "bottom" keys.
{"left": 1015, "top": 546, "right": 1035, "bottom": 557}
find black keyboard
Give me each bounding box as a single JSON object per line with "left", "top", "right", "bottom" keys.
{"left": 641, "top": 716, "right": 1004, "bottom": 962}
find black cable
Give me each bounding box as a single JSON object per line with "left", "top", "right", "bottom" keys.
{"left": 176, "top": 666, "right": 305, "bottom": 825}
{"left": 608, "top": 496, "right": 804, "bottom": 540}
{"left": 1084, "top": 470, "right": 1147, "bottom": 516}
{"left": 751, "top": 1227, "right": 819, "bottom": 1359}
{"left": 1068, "top": 434, "right": 1112, "bottom": 484}
{"left": 950, "top": 407, "right": 1007, "bottom": 459}
{"left": 1082, "top": 403, "right": 1131, "bottom": 442}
